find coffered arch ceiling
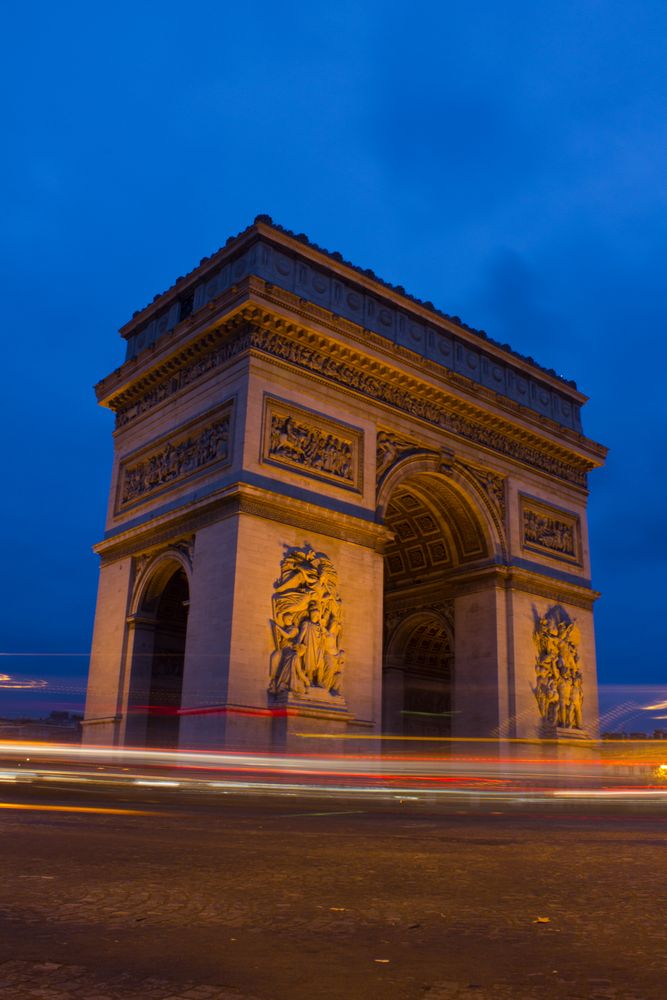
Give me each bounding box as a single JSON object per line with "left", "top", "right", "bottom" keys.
{"left": 383, "top": 473, "right": 490, "bottom": 592}
{"left": 387, "top": 612, "right": 454, "bottom": 679}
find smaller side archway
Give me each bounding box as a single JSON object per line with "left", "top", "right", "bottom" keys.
{"left": 124, "top": 554, "right": 191, "bottom": 748}
{"left": 383, "top": 610, "right": 454, "bottom": 738}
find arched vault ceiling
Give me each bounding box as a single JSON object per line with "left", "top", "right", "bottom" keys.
{"left": 399, "top": 616, "right": 454, "bottom": 678}
{"left": 384, "top": 474, "right": 489, "bottom": 591}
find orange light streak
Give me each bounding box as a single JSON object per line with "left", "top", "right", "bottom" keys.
{"left": 0, "top": 802, "right": 156, "bottom": 815}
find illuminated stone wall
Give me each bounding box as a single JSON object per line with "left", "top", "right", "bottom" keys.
{"left": 84, "top": 218, "right": 605, "bottom": 749}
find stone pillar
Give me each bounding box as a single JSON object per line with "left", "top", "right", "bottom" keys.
{"left": 178, "top": 517, "right": 240, "bottom": 749}
{"left": 177, "top": 508, "right": 385, "bottom": 752}
{"left": 452, "top": 585, "right": 508, "bottom": 738}
{"left": 83, "top": 558, "right": 133, "bottom": 746}
{"left": 118, "top": 614, "right": 156, "bottom": 747}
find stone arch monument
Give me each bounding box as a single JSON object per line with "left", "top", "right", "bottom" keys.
{"left": 83, "top": 216, "right": 606, "bottom": 749}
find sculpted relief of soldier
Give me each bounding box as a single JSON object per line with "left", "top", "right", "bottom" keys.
{"left": 269, "top": 544, "right": 345, "bottom": 700}
{"left": 533, "top": 606, "right": 583, "bottom": 729}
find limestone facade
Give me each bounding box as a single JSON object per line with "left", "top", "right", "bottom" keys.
{"left": 83, "top": 216, "right": 606, "bottom": 749}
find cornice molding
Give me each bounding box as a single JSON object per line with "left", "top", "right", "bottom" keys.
{"left": 506, "top": 567, "right": 599, "bottom": 610}
{"left": 252, "top": 277, "right": 588, "bottom": 423}
{"left": 382, "top": 561, "right": 598, "bottom": 609}
{"left": 98, "top": 300, "right": 603, "bottom": 493}
{"left": 100, "top": 277, "right": 600, "bottom": 452}
{"left": 245, "top": 318, "right": 596, "bottom": 486}
{"left": 95, "top": 483, "right": 390, "bottom": 564}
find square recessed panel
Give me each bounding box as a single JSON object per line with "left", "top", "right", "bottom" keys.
{"left": 395, "top": 519, "right": 417, "bottom": 541}
{"left": 415, "top": 513, "right": 437, "bottom": 534}
{"left": 407, "top": 546, "right": 427, "bottom": 570}
{"left": 387, "top": 552, "right": 405, "bottom": 575}
{"left": 428, "top": 540, "right": 450, "bottom": 565}
{"left": 400, "top": 492, "right": 421, "bottom": 511}
{"left": 387, "top": 553, "right": 404, "bottom": 575}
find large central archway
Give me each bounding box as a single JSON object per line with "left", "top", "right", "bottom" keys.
{"left": 380, "top": 464, "right": 501, "bottom": 739}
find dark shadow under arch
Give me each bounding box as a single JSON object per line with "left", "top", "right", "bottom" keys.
{"left": 127, "top": 562, "right": 189, "bottom": 748}
{"left": 383, "top": 610, "right": 454, "bottom": 738}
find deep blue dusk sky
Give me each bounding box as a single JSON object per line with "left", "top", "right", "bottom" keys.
{"left": 2, "top": 2, "right": 666, "bottom": 720}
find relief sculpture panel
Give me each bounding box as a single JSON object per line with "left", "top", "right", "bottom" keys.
{"left": 269, "top": 544, "right": 345, "bottom": 702}
{"left": 520, "top": 495, "right": 581, "bottom": 564}
{"left": 533, "top": 606, "right": 583, "bottom": 730}
{"left": 116, "top": 402, "right": 233, "bottom": 512}
{"left": 262, "top": 397, "right": 362, "bottom": 492}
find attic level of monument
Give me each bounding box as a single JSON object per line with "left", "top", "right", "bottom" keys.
{"left": 111, "top": 216, "right": 589, "bottom": 435}
{"left": 84, "top": 218, "right": 606, "bottom": 751}
{"left": 97, "top": 290, "right": 605, "bottom": 498}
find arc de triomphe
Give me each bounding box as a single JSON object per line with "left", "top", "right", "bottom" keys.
{"left": 83, "top": 216, "right": 606, "bottom": 749}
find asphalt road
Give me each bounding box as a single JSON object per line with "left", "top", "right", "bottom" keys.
{"left": 1, "top": 783, "right": 665, "bottom": 1000}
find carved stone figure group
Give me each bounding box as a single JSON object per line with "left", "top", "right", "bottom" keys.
{"left": 524, "top": 508, "right": 576, "bottom": 557}
{"left": 269, "top": 415, "right": 353, "bottom": 481}
{"left": 121, "top": 417, "right": 229, "bottom": 505}
{"left": 533, "top": 609, "right": 583, "bottom": 729}
{"left": 269, "top": 544, "right": 344, "bottom": 699}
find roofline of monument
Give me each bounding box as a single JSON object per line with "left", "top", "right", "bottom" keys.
{"left": 116, "top": 215, "right": 588, "bottom": 404}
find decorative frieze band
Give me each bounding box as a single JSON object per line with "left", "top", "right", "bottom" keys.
{"left": 113, "top": 320, "right": 589, "bottom": 488}
{"left": 520, "top": 494, "right": 581, "bottom": 565}
{"left": 116, "top": 401, "right": 233, "bottom": 513}
{"left": 253, "top": 327, "right": 588, "bottom": 488}
{"left": 262, "top": 396, "right": 363, "bottom": 492}
{"left": 115, "top": 328, "right": 252, "bottom": 428}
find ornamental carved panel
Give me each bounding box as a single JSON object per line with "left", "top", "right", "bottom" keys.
{"left": 533, "top": 605, "right": 583, "bottom": 730}
{"left": 520, "top": 495, "right": 581, "bottom": 565}
{"left": 262, "top": 397, "right": 363, "bottom": 492}
{"left": 116, "top": 401, "right": 233, "bottom": 513}
{"left": 269, "top": 543, "right": 345, "bottom": 702}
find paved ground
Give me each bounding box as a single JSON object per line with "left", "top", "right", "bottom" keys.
{"left": 0, "top": 785, "right": 665, "bottom": 999}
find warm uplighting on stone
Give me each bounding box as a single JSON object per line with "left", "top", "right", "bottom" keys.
{"left": 83, "top": 216, "right": 607, "bottom": 752}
